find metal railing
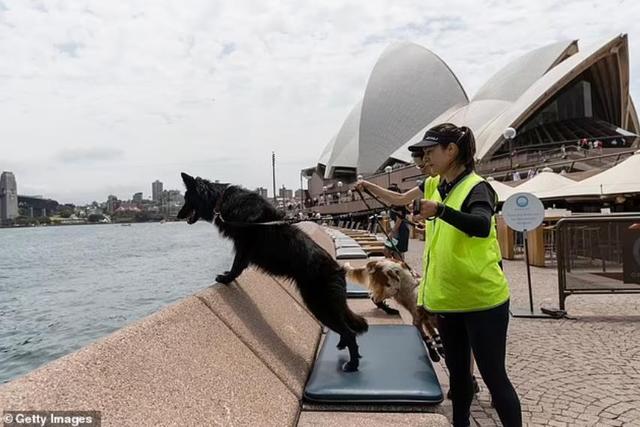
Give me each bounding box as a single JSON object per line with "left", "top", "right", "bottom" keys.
{"left": 555, "top": 215, "right": 640, "bottom": 310}
{"left": 479, "top": 148, "right": 637, "bottom": 180}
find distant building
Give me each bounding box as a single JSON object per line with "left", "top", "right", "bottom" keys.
{"left": 294, "top": 188, "right": 308, "bottom": 200}
{"left": 161, "top": 189, "right": 184, "bottom": 217}
{"left": 106, "top": 195, "right": 119, "bottom": 214}
{"left": 152, "top": 180, "right": 163, "bottom": 202}
{"left": 0, "top": 171, "right": 18, "bottom": 225}
{"left": 18, "top": 196, "right": 59, "bottom": 218}
{"left": 255, "top": 187, "right": 268, "bottom": 199}
{"left": 278, "top": 186, "right": 293, "bottom": 201}
{"left": 132, "top": 192, "right": 143, "bottom": 204}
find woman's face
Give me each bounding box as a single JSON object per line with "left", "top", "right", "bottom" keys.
{"left": 412, "top": 151, "right": 435, "bottom": 177}
{"left": 424, "top": 144, "right": 457, "bottom": 176}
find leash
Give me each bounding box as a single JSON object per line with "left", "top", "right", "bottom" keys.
{"left": 354, "top": 187, "right": 420, "bottom": 277}
{"left": 212, "top": 186, "right": 303, "bottom": 227}
{"left": 213, "top": 212, "right": 301, "bottom": 227}
{"left": 358, "top": 187, "right": 419, "bottom": 227}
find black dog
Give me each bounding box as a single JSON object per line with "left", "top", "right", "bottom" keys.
{"left": 177, "top": 172, "right": 368, "bottom": 372}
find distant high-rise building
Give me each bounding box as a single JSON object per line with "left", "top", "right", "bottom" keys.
{"left": 0, "top": 171, "right": 18, "bottom": 224}
{"left": 152, "top": 180, "right": 163, "bottom": 202}
{"left": 132, "top": 192, "right": 143, "bottom": 204}
{"left": 160, "top": 189, "right": 183, "bottom": 217}
{"left": 279, "top": 186, "right": 293, "bottom": 201}
{"left": 106, "top": 195, "right": 119, "bottom": 214}
{"left": 255, "top": 187, "right": 268, "bottom": 199}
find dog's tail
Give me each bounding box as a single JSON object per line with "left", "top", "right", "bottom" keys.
{"left": 345, "top": 307, "right": 368, "bottom": 334}
{"left": 343, "top": 262, "right": 368, "bottom": 285}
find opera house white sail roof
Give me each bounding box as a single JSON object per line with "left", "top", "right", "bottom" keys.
{"left": 318, "top": 35, "right": 638, "bottom": 180}
{"left": 322, "top": 41, "right": 468, "bottom": 177}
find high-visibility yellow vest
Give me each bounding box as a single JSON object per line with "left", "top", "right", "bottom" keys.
{"left": 418, "top": 172, "right": 509, "bottom": 313}
{"left": 419, "top": 176, "right": 439, "bottom": 266}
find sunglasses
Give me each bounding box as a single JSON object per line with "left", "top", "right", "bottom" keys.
{"left": 411, "top": 152, "right": 427, "bottom": 166}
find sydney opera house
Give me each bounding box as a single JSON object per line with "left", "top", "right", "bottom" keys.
{"left": 303, "top": 34, "right": 639, "bottom": 213}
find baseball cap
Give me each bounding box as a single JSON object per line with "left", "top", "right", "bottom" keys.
{"left": 408, "top": 127, "right": 464, "bottom": 152}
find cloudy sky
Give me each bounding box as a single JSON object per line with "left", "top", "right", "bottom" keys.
{"left": 1, "top": 0, "right": 639, "bottom": 204}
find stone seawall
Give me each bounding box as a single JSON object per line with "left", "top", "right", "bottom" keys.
{"left": 0, "top": 222, "right": 449, "bottom": 426}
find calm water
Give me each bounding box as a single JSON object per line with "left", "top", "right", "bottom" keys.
{"left": 0, "top": 222, "right": 234, "bottom": 384}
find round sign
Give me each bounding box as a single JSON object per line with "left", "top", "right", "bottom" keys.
{"left": 502, "top": 192, "right": 544, "bottom": 232}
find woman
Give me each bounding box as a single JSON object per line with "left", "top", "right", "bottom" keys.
{"left": 385, "top": 184, "right": 410, "bottom": 260}
{"left": 357, "top": 123, "right": 521, "bottom": 427}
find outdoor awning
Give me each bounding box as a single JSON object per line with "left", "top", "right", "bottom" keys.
{"left": 537, "top": 150, "right": 640, "bottom": 198}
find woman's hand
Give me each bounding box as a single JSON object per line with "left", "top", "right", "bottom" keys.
{"left": 354, "top": 179, "right": 369, "bottom": 192}
{"left": 419, "top": 200, "right": 439, "bottom": 218}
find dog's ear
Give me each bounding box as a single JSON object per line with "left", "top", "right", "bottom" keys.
{"left": 366, "top": 260, "right": 378, "bottom": 273}
{"left": 181, "top": 172, "right": 196, "bottom": 189}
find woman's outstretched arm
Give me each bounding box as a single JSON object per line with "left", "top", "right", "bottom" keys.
{"left": 355, "top": 180, "right": 422, "bottom": 206}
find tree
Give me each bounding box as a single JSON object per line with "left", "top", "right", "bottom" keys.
{"left": 88, "top": 214, "right": 105, "bottom": 223}
{"left": 134, "top": 212, "right": 150, "bottom": 223}
{"left": 58, "top": 209, "right": 73, "bottom": 218}
{"left": 37, "top": 216, "right": 51, "bottom": 225}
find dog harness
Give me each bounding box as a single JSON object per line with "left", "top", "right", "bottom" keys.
{"left": 213, "top": 187, "right": 300, "bottom": 227}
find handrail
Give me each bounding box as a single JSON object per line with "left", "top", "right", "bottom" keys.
{"left": 555, "top": 214, "right": 640, "bottom": 310}
{"left": 555, "top": 214, "right": 640, "bottom": 228}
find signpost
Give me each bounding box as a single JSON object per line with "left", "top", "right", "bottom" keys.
{"left": 502, "top": 192, "right": 551, "bottom": 318}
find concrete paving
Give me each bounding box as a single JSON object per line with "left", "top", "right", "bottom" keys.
{"left": 404, "top": 238, "right": 640, "bottom": 427}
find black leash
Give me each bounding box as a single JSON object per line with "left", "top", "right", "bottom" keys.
{"left": 354, "top": 187, "right": 416, "bottom": 269}
{"left": 213, "top": 211, "right": 301, "bottom": 227}
{"left": 212, "top": 186, "right": 303, "bottom": 227}
{"left": 358, "top": 187, "right": 419, "bottom": 227}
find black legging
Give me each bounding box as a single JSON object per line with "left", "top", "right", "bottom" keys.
{"left": 437, "top": 300, "right": 522, "bottom": 427}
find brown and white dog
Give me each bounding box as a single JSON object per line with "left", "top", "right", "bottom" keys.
{"left": 344, "top": 259, "right": 445, "bottom": 362}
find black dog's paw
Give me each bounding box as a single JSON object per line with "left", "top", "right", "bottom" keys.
{"left": 336, "top": 337, "right": 347, "bottom": 350}
{"left": 215, "top": 273, "right": 236, "bottom": 285}
{"left": 342, "top": 360, "right": 359, "bottom": 372}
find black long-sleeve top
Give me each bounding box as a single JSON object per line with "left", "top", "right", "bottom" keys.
{"left": 418, "top": 170, "right": 497, "bottom": 238}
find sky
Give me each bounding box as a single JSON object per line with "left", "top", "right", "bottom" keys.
{"left": 1, "top": 0, "right": 639, "bottom": 205}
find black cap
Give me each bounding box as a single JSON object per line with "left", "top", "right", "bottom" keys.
{"left": 408, "top": 128, "right": 462, "bottom": 152}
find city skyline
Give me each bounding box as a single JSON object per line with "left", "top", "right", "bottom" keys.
{"left": 1, "top": 170, "right": 303, "bottom": 207}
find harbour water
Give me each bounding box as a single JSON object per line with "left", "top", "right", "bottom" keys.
{"left": 0, "top": 221, "right": 234, "bottom": 384}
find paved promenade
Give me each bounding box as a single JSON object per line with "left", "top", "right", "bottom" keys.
{"left": 403, "top": 239, "right": 640, "bottom": 427}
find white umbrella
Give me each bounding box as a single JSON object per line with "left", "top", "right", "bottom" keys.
{"left": 486, "top": 177, "right": 517, "bottom": 202}
{"left": 537, "top": 150, "right": 640, "bottom": 198}
{"left": 516, "top": 169, "right": 576, "bottom": 196}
